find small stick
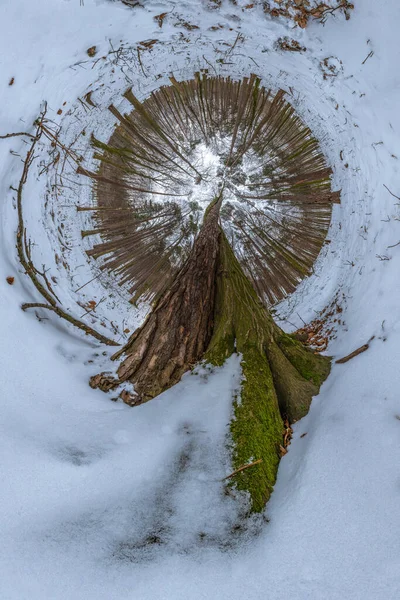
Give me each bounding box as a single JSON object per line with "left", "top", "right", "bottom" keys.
{"left": 223, "top": 458, "right": 262, "bottom": 480}
{"left": 336, "top": 336, "right": 375, "bottom": 364}
{"left": 225, "top": 32, "right": 242, "bottom": 58}
{"left": 297, "top": 312, "right": 307, "bottom": 326}
{"left": 74, "top": 273, "right": 101, "bottom": 292}
{"left": 383, "top": 184, "right": 400, "bottom": 201}
{"left": 136, "top": 47, "right": 146, "bottom": 77}
{"left": 362, "top": 50, "right": 374, "bottom": 65}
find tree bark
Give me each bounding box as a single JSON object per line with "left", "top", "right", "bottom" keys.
{"left": 90, "top": 197, "right": 331, "bottom": 512}
{"left": 90, "top": 194, "right": 223, "bottom": 403}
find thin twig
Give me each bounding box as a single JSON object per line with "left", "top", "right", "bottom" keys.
{"left": 383, "top": 184, "right": 400, "bottom": 201}
{"left": 297, "top": 312, "right": 307, "bottom": 326}
{"left": 225, "top": 32, "right": 242, "bottom": 58}
{"left": 80, "top": 297, "right": 106, "bottom": 318}
{"left": 223, "top": 459, "right": 262, "bottom": 480}
{"left": 74, "top": 273, "right": 102, "bottom": 292}
{"left": 136, "top": 47, "right": 146, "bottom": 77}
{"left": 319, "top": 1, "right": 350, "bottom": 18}
{"left": 362, "top": 50, "right": 374, "bottom": 65}
{"left": 202, "top": 54, "right": 217, "bottom": 74}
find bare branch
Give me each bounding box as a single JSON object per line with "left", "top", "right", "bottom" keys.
{"left": 0, "top": 131, "right": 35, "bottom": 140}
{"left": 14, "top": 108, "right": 119, "bottom": 347}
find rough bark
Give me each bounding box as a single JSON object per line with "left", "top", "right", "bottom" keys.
{"left": 90, "top": 195, "right": 223, "bottom": 403}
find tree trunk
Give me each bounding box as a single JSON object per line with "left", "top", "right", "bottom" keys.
{"left": 90, "top": 194, "right": 223, "bottom": 403}
{"left": 90, "top": 197, "right": 331, "bottom": 512}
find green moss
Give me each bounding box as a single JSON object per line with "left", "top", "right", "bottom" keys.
{"left": 205, "top": 232, "right": 331, "bottom": 512}
{"left": 231, "top": 347, "right": 282, "bottom": 512}
{"left": 206, "top": 234, "right": 283, "bottom": 512}
{"left": 277, "top": 332, "right": 331, "bottom": 387}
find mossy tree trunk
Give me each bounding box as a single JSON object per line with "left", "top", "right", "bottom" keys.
{"left": 90, "top": 197, "right": 330, "bottom": 512}
{"left": 205, "top": 233, "right": 330, "bottom": 511}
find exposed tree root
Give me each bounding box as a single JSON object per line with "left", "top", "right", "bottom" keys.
{"left": 205, "top": 233, "right": 330, "bottom": 511}
{"left": 91, "top": 224, "right": 331, "bottom": 511}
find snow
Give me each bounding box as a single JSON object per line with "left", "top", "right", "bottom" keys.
{"left": 1, "top": 0, "right": 400, "bottom": 598}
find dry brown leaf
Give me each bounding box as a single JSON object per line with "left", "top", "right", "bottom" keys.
{"left": 138, "top": 39, "right": 158, "bottom": 50}
{"left": 87, "top": 46, "right": 97, "bottom": 57}
{"left": 154, "top": 12, "right": 168, "bottom": 28}
{"left": 279, "top": 445, "right": 288, "bottom": 456}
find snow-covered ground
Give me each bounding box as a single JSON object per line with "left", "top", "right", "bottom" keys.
{"left": 1, "top": 1, "right": 400, "bottom": 598}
